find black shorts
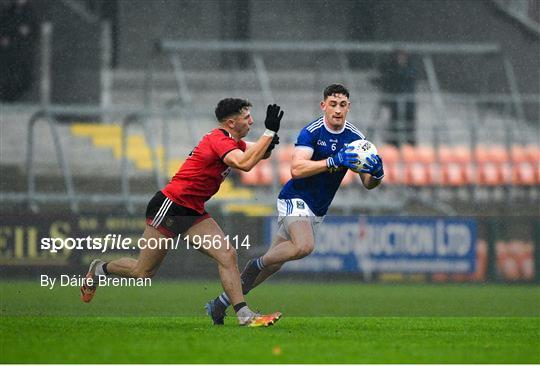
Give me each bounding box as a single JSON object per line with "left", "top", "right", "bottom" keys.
{"left": 145, "top": 191, "right": 210, "bottom": 238}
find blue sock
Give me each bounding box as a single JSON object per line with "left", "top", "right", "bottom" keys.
{"left": 253, "top": 256, "right": 265, "bottom": 270}
{"left": 217, "top": 293, "right": 230, "bottom": 308}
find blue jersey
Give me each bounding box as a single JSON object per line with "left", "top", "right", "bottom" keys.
{"left": 278, "top": 117, "right": 365, "bottom": 216}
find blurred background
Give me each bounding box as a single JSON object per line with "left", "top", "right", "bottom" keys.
{"left": 1, "top": 0, "right": 539, "bottom": 284}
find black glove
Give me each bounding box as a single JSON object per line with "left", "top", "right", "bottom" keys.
{"left": 264, "top": 104, "right": 284, "bottom": 133}
{"left": 265, "top": 134, "right": 280, "bottom": 154}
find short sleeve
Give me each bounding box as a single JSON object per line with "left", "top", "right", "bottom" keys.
{"left": 295, "top": 128, "right": 315, "bottom": 150}
{"left": 210, "top": 132, "right": 242, "bottom": 160}
{"left": 237, "top": 140, "right": 247, "bottom": 152}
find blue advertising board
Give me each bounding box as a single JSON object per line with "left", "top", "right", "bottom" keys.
{"left": 265, "top": 216, "right": 477, "bottom": 274}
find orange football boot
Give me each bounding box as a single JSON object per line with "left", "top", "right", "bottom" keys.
{"left": 80, "top": 259, "right": 103, "bottom": 303}
{"left": 246, "top": 312, "right": 282, "bottom": 327}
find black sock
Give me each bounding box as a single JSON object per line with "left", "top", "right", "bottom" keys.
{"left": 233, "top": 302, "right": 247, "bottom": 313}
{"left": 102, "top": 262, "right": 109, "bottom": 275}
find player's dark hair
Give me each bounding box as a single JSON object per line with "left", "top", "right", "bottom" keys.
{"left": 215, "top": 98, "right": 252, "bottom": 122}
{"left": 323, "top": 84, "right": 350, "bottom": 99}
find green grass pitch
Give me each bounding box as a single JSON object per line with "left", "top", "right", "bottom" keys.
{"left": 1, "top": 280, "right": 539, "bottom": 363}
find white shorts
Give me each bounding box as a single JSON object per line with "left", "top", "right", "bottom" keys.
{"left": 276, "top": 198, "right": 324, "bottom": 240}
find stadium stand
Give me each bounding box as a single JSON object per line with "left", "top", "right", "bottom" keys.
{"left": 401, "top": 144, "right": 437, "bottom": 186}
{"left": 377, "top": 144, "right": 401, "bottom": 185}
{"left": 0, "top": 2, "right": 539, "bottom": 297}
{"left": 237, "top": 140, "right": 540, "bottom": 194}
{"left": 70, "top": 122, "right": 181, "bottom": 175}
{"left": 0, "top": 37, "right": 538, "bottom": 215}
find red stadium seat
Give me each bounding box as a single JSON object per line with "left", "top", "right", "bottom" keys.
{"left": 511, "top": 145, "right": 536, "bottom": 186}
{"left": 279, "top": 162, "right": 292, "bottom": 184}
{"left": 439, "top": 145, "right": 460, "bottom": 186}
{"left": 455, "top": 146, "right": 475, "bottom": 185}
{"left": 277, "top": 144, "right": 295, "bottom": 163}
{"left": 242, "top": 144, "right": 299, "bottom": 186}
{"left": 401, "top": 145, "right": 437, "bottom": 186}
{"left": 491, "top": 146, "right": 511, "bottom": 184}
{"left": 525, "top": 145, "right": 540, "bottom": 184}
{"left": 240, "top": 159, "right": 274, "bottom": 186}
{"left": 474, "top": 145, "right": 511, "bottom": 186}
{"left": 240, "top": 164, "right": 261, "bottom": 186}
{"left": 525, "top": 144, "right": 540, "bottom": 162}
{"left": 378, "top": 144, "right": 402, "bottom": 185}
{"left": 275, "top": 145, "right": 294, "bottom": 185}
{"left": 259, "top": 159, "right": 274, "bottom": 185}
{"left": 439, "top": 145, "right": 473, "bottom": 186}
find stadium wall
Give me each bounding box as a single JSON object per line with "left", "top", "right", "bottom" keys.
{"left": 368, "top": 0, "right": 540, "bottom": 96}
{"left": 22, "top": 1, "right": 102, "bottom": 104}
{"left": 47, "top": 3, "right": 101, "bottom": 105}
{"left": 115, "top": 0, "right": 539, "bottom": 97}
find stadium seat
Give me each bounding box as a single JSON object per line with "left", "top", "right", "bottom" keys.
{"left": 240, "top": 164, "right": 261, "bottom": 186}
{"left": 214, "top": 180, "right": 254, "bottom": 200}
{"left": 240, "top": 159, "right": 274, "bottom": 186}
{"left": 378, "top": 144, "right": 401, "bottom": 185}
{"left": 279, "top": 162, "right": 292, "bottom": 184}
{"left": 525, "top": 144, "right": 540, "bottom": 162}
{"left": 525, "top": 145, "right": 540, "bottom": 184}
{"left": 276, "top": 144, "right": 295, "bottom": 163}
{"left": 223, "top": 203, "right": 274, "bottom": 216}
{"left": 259, "top": 159, "right": 275, "bottom": 185}
{"left": 71, "top": 123, "right": 168, "bottom": 172}
{"left": 439, "top": 145, "right": 473, "bottom": 186}
{"left": 510, "top": 145, "right": 536, "bottom": 186}
{"left": 401, "top": 145, "right": 437, "bottom": 186}
{"left": 491, "top": 146, "right": 512, "bottom": 184}
{"left": 275, "top": 145, "right": 295, "bottom": 184}
{"left": 168, "top": 159, "right": 184, "bottom": 178}
{"left": 474, "top": 145, "right": 511, "bottom": 186}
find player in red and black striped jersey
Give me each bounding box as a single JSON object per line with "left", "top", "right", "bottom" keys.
{"left": 161, "top": 127, "right": 247, "bottom": 215}
{"left": 81, "top": 99, "right": 283, "bottom": 327}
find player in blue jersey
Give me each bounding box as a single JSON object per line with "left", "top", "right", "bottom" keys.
{"left": 206, "top": 84, "right": 384, "bottom": 325}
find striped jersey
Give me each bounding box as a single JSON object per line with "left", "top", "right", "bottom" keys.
{"left": 278, "top": 117, "right": 365, "bottom": 216}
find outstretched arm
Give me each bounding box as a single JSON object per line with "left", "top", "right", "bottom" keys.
{"left": 246, "top": 134, "right": 280, "bottom": 160}
{"left": 224, "top": 135, "right": 273, "bottom": 172}
{"left": 224, "top": 104, "right": 283, "bottom": 171}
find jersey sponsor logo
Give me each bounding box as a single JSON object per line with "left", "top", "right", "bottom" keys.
{"left": 317, "top": 140, "right": 327, "bottom": 147}
{"left": 329, "top": 138, "right": 338, "bottom": 143}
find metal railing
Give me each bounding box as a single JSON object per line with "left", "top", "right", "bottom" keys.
{"left": 9, "top": 105, "right": 178, "bottom": 213}
{"left": 155, "top": 40, "right": 526, "bottom": 127}
{"left": 26, "top": 111, "right": 77, "bottom": 213}
{"left": 152, "top": 40, "right": 532, "bottom": 196}
{"left": 492, "top": 0, "right": 540, "bottom": 35}
{"left": 1, "top": 92, "right": 538, "bottom": 214}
